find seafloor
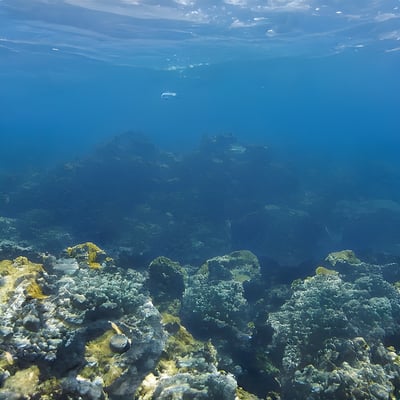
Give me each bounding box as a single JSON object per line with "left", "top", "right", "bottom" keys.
{"left": 1, "top": 132, "right": 400, "bottom": 399}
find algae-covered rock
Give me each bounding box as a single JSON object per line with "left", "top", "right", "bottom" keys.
{"left": 183, "top": 279, "right": 248, "bottom": 333}
{"left": 0, "top": 256, "right": 49, "bottom": 353}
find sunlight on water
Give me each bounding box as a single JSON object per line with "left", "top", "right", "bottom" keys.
{"left": 1, "top": 0, "right": 400, "bottom": 67}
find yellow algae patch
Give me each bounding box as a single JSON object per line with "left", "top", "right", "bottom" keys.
{"left": 13, "top": 256, "right": 45, "bottom": 274}
{"left": 236, "top": 386, "right": 260, "bottom": 400}
{"left": 315, "top": 266, "right": 338, "bottom": 276}
{"left": 109, "top": 320, "right": 123, "bottom": 335}
{"left": 80, "top": 330, "right": 124, "bottom": 387}
{"left": 36, "top": 377, "right": 63, "bottom": 399}
{"left": 161, "top": 314, "right": 201, "bottom": 358}
{"left": 161, "top": 312, "right": 180, "bottom": 325}
{"left": 66, "top": 242, "right": 108, "bottom": 269}
{"left": 325, "top": 250, "right": 361, "bottom": 266}
{"left": 3, "top": 365, "right": 40, "bottom": 396}
{"left": 135, "top": 372, "right": 158, "bottom": 400}
{"left": 0, "top": 350, "right": 15, "bottom": 374}
{"left": 0, "top": 259, "right": 14, "bottom": 275}
{"left": 0, "top": 258, "right": 46, "bottom": 303}
{"left": 26, "top": 281, "right": 49, "bottom": 300}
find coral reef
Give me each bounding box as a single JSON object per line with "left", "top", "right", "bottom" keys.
{"left": 268, "top": 254, "right": 400, "bottom": 399}
{"left": 182, "top": 250, "right": 258, "bottom": 337}
{"left": 2, "top": 244, "right": 400, "bottom": 399}
{"left": 136, "top": 314, "right": 238, "bottom": 400}
{"left": 179, "top": 249, "right": 271, "bottom": 393}
{"left": 0, "top": 243, "right": 165, "bottom": 399}
{"left": 3, "top": 132, "right": 400, "bottom": 399}
{"left": 0, "top": 244, "right": 262, "bottom": 400}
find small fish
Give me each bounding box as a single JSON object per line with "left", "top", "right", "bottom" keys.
{"left": 3, "top": 351, "right": 14, "bottom": 365}
{"left": 109, "top": 320, "right": 123, "bottom": 335}
{"left": 161, "top": 91, "right": 177, "bottom": 99}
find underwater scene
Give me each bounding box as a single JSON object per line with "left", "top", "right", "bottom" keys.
{"left": 1, "top": 0, "right": 400, "bottom": 399}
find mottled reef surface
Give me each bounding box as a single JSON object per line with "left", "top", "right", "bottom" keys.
{"left": 1, "top": 244, "right": 400, "bottom": 399}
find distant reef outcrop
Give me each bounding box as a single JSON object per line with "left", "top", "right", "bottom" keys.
{"left": 2, "top": 131, "right": 400, "bottom": 267}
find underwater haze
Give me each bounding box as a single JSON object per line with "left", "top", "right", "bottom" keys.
{"left": 3, "top": 2, "right": 400, "bottom": 399}
{"left": 2, "top": 1, "right": 400, "bottom": 269}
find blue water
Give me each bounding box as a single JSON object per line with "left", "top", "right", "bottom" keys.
{"left": 1, "top": 51, "right": 399, "bottom": 170}
{"left": 1, "top": 0, "right": 400, "bottom": 169}
{"left": 1, "top": 0, "right": 400, "bottom": 261}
